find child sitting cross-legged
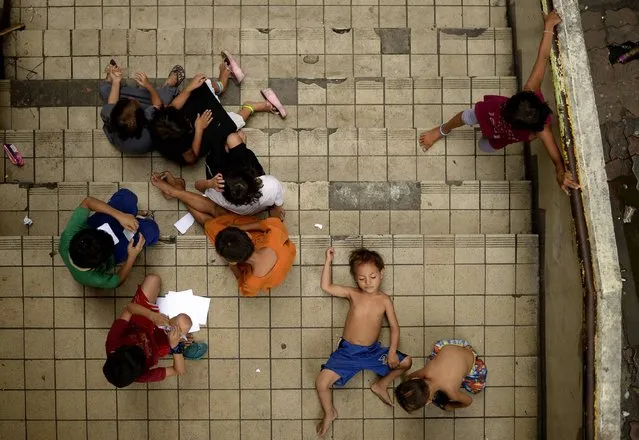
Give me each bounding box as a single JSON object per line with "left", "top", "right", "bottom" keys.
{"left": 103, "top": 274, "right": 208, "bottom": 387}
{"left": 315, "top": 248, "right": 412, "bottom": 437}
{"left": 394, "top": 339, "right": 487, "bottom": 412}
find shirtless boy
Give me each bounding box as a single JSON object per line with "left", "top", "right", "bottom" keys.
{"left": 394, "top": 339, "right": 487, "bottom": 412}
{"left": 315, "top": 248, "right": 412, "bottom": 437}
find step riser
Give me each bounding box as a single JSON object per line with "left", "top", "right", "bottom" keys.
{"left": 5, "top": 27, "right": 513, "bottom": 79}
{"left": 0, "top": 233, "right": 539, "bottom": 268}
{"left": 1, "top": 180, "right": 532, "bottom": 236}
{"left": 8, "top": 9, "right": 509, "bottom": 31}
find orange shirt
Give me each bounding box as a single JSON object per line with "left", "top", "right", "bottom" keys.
{"left": 204, "top": 214, "right": 296, "bottom": 296}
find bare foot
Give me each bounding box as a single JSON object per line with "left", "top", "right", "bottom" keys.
{"left": 151, "top": 172, "right": 175, "bottom": 198}
{"left": 419, "top": 127, "right": 443, "bottom": 152}
{"left": 316, "top": 407, "right": 338, "bottom": 437}
{"left": 371, "top": 382, "right": 395, "bottom": 407}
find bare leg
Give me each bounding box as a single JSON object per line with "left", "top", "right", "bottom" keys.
{"left": 211, "top": 62, "right": 232, "bottom": 95}
{"left": 139, "top": 273, "right": 161, "bottom": 303}
{"left": 237, "top": 101, "right": 273, "bottom": 123}
{"left": 154, "top": 172, "right": 217, "bottom": 226}
{"left": 315, "top": 369, "right": 340, "bottom": 437}
{"left": 371, "top": 356, "right": 413, "bottom": 407}
{"left": 419, "top": 111, "right": 465, "bottom": 152}
{"left": 151, "top": 173, "right": 219, "bottom": 218}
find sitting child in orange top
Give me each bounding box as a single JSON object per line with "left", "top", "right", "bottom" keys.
{"left": 150, "top": 170, "right": 295, "bottom": 297}
{"left": 204, "top": 214, "right": 296, "bottom": 296}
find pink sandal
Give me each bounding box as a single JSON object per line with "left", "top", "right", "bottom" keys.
{"left": 4, "top": 143, "right": 24, "bottom": 167}
{"left": 221, "top": 50, "right": 245, "bottom": 84}
{"left": 260, "top": 88, "right": 287, "bottom": 119}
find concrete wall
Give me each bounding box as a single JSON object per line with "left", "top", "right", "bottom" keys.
{"left": 509, "top": 2, "right": 584, "bottom": 439}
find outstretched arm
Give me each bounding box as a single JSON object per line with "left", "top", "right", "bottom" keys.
{"left": 537, "top": 126, "right": 580, "bottom": 194}
{"left": 170, "top": 73, "right": 207, "bottom": 110}
{"left": 320, "top": 248, "right": 352, "bottom": 298}
{"left": 523, "top": 11, "right": 562, "bottom": 92}
{"left": 384, "top": 297, "right": 401, "bottom": 368}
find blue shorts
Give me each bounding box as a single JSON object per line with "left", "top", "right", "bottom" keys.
{"left": 86, "top": 189, "right": 160, "bottom": 264}
{"left": 321, "top": 339, "right": 407, "bottom": 387}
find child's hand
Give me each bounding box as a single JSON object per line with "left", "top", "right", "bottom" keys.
{"left": 387, "top": 352, "right": 400, "bottom": 369}
{"left": 168, "top": 326, "right": 181, "bottom": 349}
{"left": 152, "top": 312, "right": 170, "bottom": 327}
{"left": 325, "top": 248, "right": 335, "bottom": 262}
{"left": 134, "top": 72, "right": 152, "bottom": 89}
{"left": 127, "top": 234, "right": 146, "bottom": 259}
{"left": 210, "top": 173, "right": 225, "bottom": 192}
{"left": 543, "top": 10, "right": 561, "bottom": 30}
{"left": 109, "top": 66, "right": 124, "bottom": 84}
{"left": 556, "top": 169, "right": 580, "bottom": 195}
{"left": 186, "top": 73, "right": 207, "bottom": 92}
{"left": 195, "top": 110, "right": 213, "bottom": 131}
{"left": 117, "top": 213, "right": 139, "bottom": 232}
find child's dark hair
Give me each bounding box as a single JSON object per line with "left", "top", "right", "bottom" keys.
{"left": 108, "top": 98, "right": 146, "bottom": 140}
{"left": 103, "top": 345, "right": 146, "bottom": 388}
{"left": 502, "top": 91, "right": 552, "bottom": 132}
{"left": 69, "top": 229, "right": 115, "bottom": 269}
{"left": 395, "top": 379, "right": 429, "bottom": 412}
{"left": 214, "top": 227, "right": 255, "bottom": 263}
{"left": 148, "top": 106, "right": 193, "bottom": 157}
{"left": 222, "top": 167, "right": 263, "bottom": 206}
{"left": 348, "top": 248, "right": 385, "bottom": 276}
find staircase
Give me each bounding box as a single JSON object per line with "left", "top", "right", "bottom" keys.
{"left": 0, "top": 1, "right": 539, "bottom": 438}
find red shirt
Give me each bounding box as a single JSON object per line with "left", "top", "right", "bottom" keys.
{"left": 105, "top": 318, "right": 171, "bottom": 382}
{"left": 474, "top": 91, "right": 552, "bottom": 150}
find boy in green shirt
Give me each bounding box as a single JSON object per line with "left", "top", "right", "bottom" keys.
{"left": 59, "top": 189, "right": 159, "bottom": 288}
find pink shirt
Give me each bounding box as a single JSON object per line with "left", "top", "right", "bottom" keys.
{"left": 474, "top": 91, "right": 552, "bottom": 150}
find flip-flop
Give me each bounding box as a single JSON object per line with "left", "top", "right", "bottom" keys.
{"left": 221, "top": 50, "right": 245, "bottom": 84}
{"left": 4, "top": 143, "right": 24, "bottom": 167}
{"left": 184, "top": 342, "right": 208, "bottom": 360}
{"left": 260, "top": 88, "right": 287, "bottom": 119}
{"left": 168, "top": 65, "right": 185, "bottom": 88}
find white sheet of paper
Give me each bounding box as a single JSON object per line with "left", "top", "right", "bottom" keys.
{"left": 174, "top": 213, "right": 195, "bottom": 234}
{"left": 123, "top": 229, "right": 135, "bottom": 241}
{"left": 97, "top": 223, "right": 119, "bottom": 245}
{"left": 157, "top": 290, "right": 209, "bottom": 333}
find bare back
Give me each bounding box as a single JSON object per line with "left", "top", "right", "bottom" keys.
{"left": 342, "top": 289, "right": 388, "bottom": 346}
{"left": 423, "top": 345, "right": 475, "bottom": 395}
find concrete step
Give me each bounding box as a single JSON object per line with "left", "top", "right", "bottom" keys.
{"left": 1, "top": 127, "right": 526, "bottom": 184}
{"left": 8, "top": 6, "right": 509, "bottom": 31}
{"left": 5, "top": 27, "right": 513, "bottom": 80}
{"left": 0, "top": 180, "right": 532, "bottom": 236}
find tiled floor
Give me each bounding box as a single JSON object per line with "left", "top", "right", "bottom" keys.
{"left": 0, "top": 0, "right": 539, "bottom": 438}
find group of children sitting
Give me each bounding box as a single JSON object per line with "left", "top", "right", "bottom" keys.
{"left": 55, "top": 10, "right": 571, "bottom": 437}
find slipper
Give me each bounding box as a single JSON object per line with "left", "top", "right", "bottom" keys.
{"left": 168, "top": 65, "right": 185, "bottom": 88}
{"left": 260, "top": 88, "right": 287, "bottom": 119}
{"left": 4, "top": 143, "right": 24, "bottom": 167}
{"left": 221, "top": 50, "right": 245, "bottom": 84}
{"left": 184, "top": 342, "right": 208, "bottom": 360}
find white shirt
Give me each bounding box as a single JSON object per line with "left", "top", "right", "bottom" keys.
{"left": 205, "top": 175, "right": 285, "bottom": 216}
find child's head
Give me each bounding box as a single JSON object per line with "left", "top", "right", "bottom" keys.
{"left": 348, "top": 248, "right": 384, "bottom": 293}
{"left": 503, "top": 91, "right": 552, "bottom": 132}
{"left": 69, "top": 229, "right": 115, "bottom": 269}
{"left": 395, "top": 378, "right": 430, "bottom": 412}
{"left": 222, "top": 168, "right": 263, "bottom": 206}
{"left": 215, "top": 227, "right": 255, "bottom": 264}
{"left": 149, "top": 107, "right": 193, "bottom": 156}
{"left": 108, "top": 98, "right": 147, "bottom": 140}
{"left": 103, "top": 345, "right": 146, "bottom": 388}
{"left": 170, "top": 313, "right": 193, "bottom": 335}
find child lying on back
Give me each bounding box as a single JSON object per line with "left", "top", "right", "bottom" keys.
{"left": 315, "top": 248, "right": 412, "bottom": 437}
